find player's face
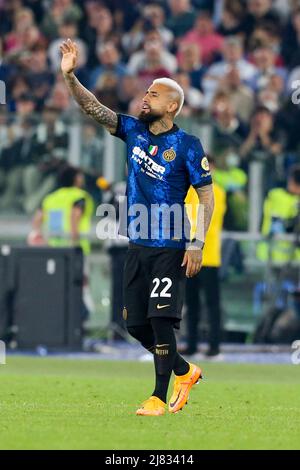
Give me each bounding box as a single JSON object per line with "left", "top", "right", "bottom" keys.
{"left": 138, "top": 84, "right": 177, "bottom": 122}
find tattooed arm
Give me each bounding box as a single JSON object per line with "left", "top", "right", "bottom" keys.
{"left": 60, "top": 39, "right": 118, "bottom": 134}
{"left": 63, "top": 73, "right": 118, "bottom": 133}
{"left": 195, "top": 184, "right": 215, "bottom": 242}
{"left": 182, "top": 184, "right": 214, "bottom": 278}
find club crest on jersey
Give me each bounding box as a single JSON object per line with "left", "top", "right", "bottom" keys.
{"left": 201, "top": 156, "right": 210, "bottom": 171}
{"left": 148, "top": 145, "right": 158, "bottom": 156}
{"left": 163, "top": 148, "right": 176, "bottom": 162}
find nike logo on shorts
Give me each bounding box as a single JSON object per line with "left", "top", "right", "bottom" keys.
{"left": 157, "top": 304, "right": 170, "bottom": 310}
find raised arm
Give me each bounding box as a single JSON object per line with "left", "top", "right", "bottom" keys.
{"left": 60, "top": 39, "right": 118, "bottom": 134}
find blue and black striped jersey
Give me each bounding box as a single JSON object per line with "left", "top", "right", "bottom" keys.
{"left": 112, "top": 113, "right": 212, "bottom": 248}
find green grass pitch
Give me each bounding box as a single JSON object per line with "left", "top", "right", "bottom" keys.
{"left": 0, "top": 357, "right": 299, "bottom": 450}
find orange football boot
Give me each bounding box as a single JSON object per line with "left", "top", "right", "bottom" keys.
{"left": 169, "top": 363, "right": 202, "bottom": 413}
{"left": 136, "top": 396, "right": 166, "bottom": 416}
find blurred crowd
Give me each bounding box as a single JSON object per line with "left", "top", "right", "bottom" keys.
{"left": 1, "top": 0, "right": 300, "bottom": 224}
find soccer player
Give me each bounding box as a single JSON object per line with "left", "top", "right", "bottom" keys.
{"left": 60, "top": 39, "right": 214, "bottom": 416}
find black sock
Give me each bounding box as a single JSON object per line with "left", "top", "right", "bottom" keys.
{"left": 173, "top": 353, "right": 190, "bottom": 376}
{"left": 127, "top": 323, "right": 189, "bottom": 388}
{"left": 150, "top": 317, "right": 178, "bottom": 403}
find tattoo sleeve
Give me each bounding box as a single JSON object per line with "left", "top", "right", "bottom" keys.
{"left": 195, "top": 184, "right": 215, "bottom": 241}
{"left": 63, "top": 72, "right": 118, "bottom": 133}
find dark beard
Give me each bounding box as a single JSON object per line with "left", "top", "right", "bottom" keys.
{"left": 138, "top": 109, "right": 164, "bottom": 123}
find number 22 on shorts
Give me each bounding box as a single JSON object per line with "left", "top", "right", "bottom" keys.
{"left": 150, "top": 277, "right": 172, "bottom": 298}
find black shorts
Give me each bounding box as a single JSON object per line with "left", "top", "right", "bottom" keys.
{"left": 122, "top": 242, "right": 186, "bottom": 328}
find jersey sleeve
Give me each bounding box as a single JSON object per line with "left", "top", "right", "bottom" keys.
{"left": 110, "top": 113, "right": 139, "bottom": 142}
{"left": 185, "top": 137, "right": 212, "bottom": 188}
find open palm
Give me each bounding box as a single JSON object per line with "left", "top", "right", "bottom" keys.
{"left": 60, "top": 39, "right": 78, "bottom": 74}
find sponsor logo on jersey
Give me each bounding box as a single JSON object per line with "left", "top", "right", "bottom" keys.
{"left": 201, "top": 156, "right": 210, "bottom": 171}
{"left": 131, "top": 146, "right": 165, "bottom": 179}
{"left": 163, "top": 148, "right": 176, "bottom": 162}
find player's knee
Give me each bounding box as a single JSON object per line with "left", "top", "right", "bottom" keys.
{"left": 127, "top": 325, "right": 154, "bottom": 350}
{"left": 127, "top": 325, "right": 140, "bottom": 341}
{"left": 127, "top": 325, "right": 150, "bottom": 342}
{"left": 150, "top": 317, "right": 175, "bottom": 343}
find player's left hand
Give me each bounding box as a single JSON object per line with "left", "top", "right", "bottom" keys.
{"left": 181, "top": 246, "right": 203, "bottom": 278}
